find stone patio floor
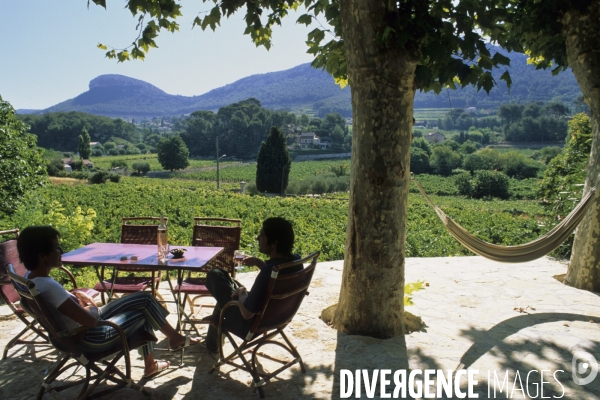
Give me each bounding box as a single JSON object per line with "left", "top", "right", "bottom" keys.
{"left": 1, "top": 256, "right": 599, "bottom": 399}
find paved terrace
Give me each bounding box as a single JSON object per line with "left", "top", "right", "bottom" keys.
{"left": 1, "top": 256, "right": 599, "bottom": 399}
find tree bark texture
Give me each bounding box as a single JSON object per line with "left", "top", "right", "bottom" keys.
{"left": 563, "top": 2, "right": 600, "bottom": 292}
{"left": 332, "top": 0, "right": 417, "bottom": 337}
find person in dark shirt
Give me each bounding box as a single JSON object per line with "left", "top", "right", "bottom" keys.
{"left": 204, "top": 217, "right": 301, "bottom": 352}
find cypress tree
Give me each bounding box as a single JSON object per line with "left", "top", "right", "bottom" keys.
{"left": 78, "top": 127, "right": 91, "bottom": 159}
{"left": 256, "top": 126, "right": 292, "bottom": 194}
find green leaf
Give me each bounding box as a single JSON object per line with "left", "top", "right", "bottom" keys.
{"left": 296, "top": 14, "right": 313, "bottom": 26}
{"left": 499, "top": 70, "right": 512, "bottom": 89}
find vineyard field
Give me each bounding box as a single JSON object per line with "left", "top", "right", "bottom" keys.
{"left": 3, "top": 177, "right": 553, "bottom": 261}
{"left": 176, "top": 159, "right": 352, "bottom": 183}
{"left": 90, "top": 154, "right": 231, "bottom": 171}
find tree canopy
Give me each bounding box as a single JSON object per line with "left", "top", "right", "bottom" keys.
{"left": 0, "top": 100, "right": 47, "bottom": 214}
{"left": 156, "top": 135, "right": 189, "bottom": 171}
{"left": 256, "top": 127, "right": 292, "bottom": 193}
{"left": 19, "top": 111, "right": 139, "bottom": 152}
{"left": 78, "top": 127, "right": 92, "bottom": 159}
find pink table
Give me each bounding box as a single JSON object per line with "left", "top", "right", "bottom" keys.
{"left": 61, "top": 243, "right": 223, "bottom": 272}
{"left": 62, "top": 243, "right": 223, "bottom": 363}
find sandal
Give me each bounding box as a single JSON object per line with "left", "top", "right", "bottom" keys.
{"left": 143, "top": 360, "right": 170, "bottom": 378}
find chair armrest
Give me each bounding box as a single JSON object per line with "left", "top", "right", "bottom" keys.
{"left": 97, "top": 320, "right": 130, "bottom": 353}
{"left": 59, "top": 265, "right": 78, "bottom": 289}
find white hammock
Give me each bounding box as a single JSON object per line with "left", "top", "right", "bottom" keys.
{"left": 412, "top": 177, "right": 596, "bottom": 263}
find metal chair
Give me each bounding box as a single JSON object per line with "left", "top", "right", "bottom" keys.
{"left": 175, "top": 218, "right": 241, "bottom": 323}
{"left": 208, "top": 252, "right": 319, "bottom": 398}
{"left": 7, "top": 263, "right": 153, "bottom": 399}
{"left": 94, "top": 217, "right": 166, "bottom": 304}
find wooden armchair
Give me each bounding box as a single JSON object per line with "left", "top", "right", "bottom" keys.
{"left": 208, "top": 252, "right": 319, "bottom": 398}
{"left": 175, "top": 218, "right": 241, "bottom": 321}
{"left": 7, "top": 263, "right": 154, "bottom": 399}
{"left": 0, "top": 229, "right": 50, "bottom": 358}
{"left": 0, "top": 229, "right": 97, "bottom": 359}
{"left": 94, "top": 217, "right": 166, "bottom": 304}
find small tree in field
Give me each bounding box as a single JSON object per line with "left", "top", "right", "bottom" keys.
{"left": 78, "top": 127, "right": 91, "bottom": 159}
{"left": 132, "top": 162, "right": 151, "bottom": 176}
{"left": 256, "top": 127, "right": 292, "bottom": 194}
{"left": 157, "top": 135, "right": 189, "bottom": 171}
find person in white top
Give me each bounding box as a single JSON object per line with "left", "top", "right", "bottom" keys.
{"left": 17, "top": 226, "right": 200, "bottom": 378}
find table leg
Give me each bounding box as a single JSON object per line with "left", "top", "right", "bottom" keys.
{"left": 93, "top": 266, "right": 115, "bottom": 304}
{"left": 166, "top": 270, "right": 186, "bottom": 366}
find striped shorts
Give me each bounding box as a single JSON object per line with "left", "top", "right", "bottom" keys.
{"left": 76, "top": 291, "right": 169, "bottom": 356}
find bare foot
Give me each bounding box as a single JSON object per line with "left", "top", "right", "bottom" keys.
{"left": 143, "top": 360, "right": 170, "bottom": 378}
{"left": 168, "top": 335, "right": 200, "bottom": 350}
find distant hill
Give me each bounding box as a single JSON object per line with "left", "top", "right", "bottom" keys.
{"left": 24, "top": 52, "right": 581, "bottom": 118}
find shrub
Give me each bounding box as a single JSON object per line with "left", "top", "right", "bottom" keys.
{"left": 312, "top": 179, "right": 328, "bottom": 194}
{"left": 92, "top": 149, "right": 103, "bottom": 157}
{"left": 330, "top": 164, "right": 348, "bottom": 177}
{"left": 118, "top": 148, "right": 127, "bottom": 155}
{"left": 132, "top": 162, "right": 151, "bottom": 176}
{"left": 69, "top": 171, "right": 90, "bottom": 180}
{"left": 246, "top": 182, "right": 258, "bottom": 195}
{"left": 454, "top": 172, "right": 473, "bottom": 196}
{"left": 103, "top": 142, "right": 116, "bottom": 151}
{"left": 499, "top": 151, "right": 542, "bottom": 178}
{"left": 471, "top": 170, "right": 509, "bottom": 199}
{"left": 410, "top": 147, "right": 431, "bottom": 174}
{"left": 47, "top": 158, "right": 65, "bottom": 176}
{"left": 89, "top": 171, "right": 109, "bottom": 184}
{"left": 108, "top": 148, "right": 119, "bottom": 156}
{"left": 72, "top": 160, "right": 83, "bottom": 171}
{"left": 108, "top": 173, "right": 121, "bottom": 183}
{"left": 298, "top": 180, "right": 312, "bottom": 194}
{"left": 111, "top": 160, "right": 128, "bottom": 169}
{"left": 430, "top": 146, "right": 462, "bottom": 176}
{"left": 334, "top": 177, "right": 349, "bottom": 192}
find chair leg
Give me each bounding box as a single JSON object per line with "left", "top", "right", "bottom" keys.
{"left": 76, "top": 366, "right": 92, "bottom": 400}
{"left": 2, "top": 324, "right": 31, "bottom": 359}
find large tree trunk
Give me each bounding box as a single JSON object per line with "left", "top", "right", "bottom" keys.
{"left": 331, "top": 0, "right": 417, "bottom": 337}
{"left": 563, "top": 2, "right": 600, "bottom": 292}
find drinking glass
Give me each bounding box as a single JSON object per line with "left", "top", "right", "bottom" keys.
{"left": 159, "top": 244, "right": 170, "bottom": 261}
{"left": 234, "top": 250, "right": 245, "bottom": 270}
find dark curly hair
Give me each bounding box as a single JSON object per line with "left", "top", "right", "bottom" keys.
{"left": 16, "top": 226, "right": 60, "bottom": 271}
{"left": 262, "top": 217, "right": 294, "bottom": 256}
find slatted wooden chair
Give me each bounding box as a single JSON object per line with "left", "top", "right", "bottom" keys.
{"left": 0, "top": 229, "right": 98, "bottom": 359}
{"left": 7, "top": 263, "right": 153, "bottom": 399}
{"left": 0, "top": 229, "right": 51, "bottom": 358}
{"left": 208, "top": 252, "right": 319, "bottom": 398}
{"left": 94, "top": 217, "right": 166, "bottom": 304}
{"left": 175, "top": 218, "right": 241, "bottom": 322}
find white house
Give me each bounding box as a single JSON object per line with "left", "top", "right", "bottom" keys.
{"left": 424, "top": 132, "right": 445, "bottom": 143}
{"left": 299, "top": 132, "right": 318, "bottom": 149}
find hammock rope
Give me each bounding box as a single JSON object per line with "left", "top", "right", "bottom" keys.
{"left": 411, "top": 177, "right": 597, "bottom": 263}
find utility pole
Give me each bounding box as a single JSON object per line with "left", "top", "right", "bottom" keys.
{"left": 216, "top": 136, "right": 226, "bottom": 189}
{"left": 216, "top": 136, "right": 220, "bottom": 189}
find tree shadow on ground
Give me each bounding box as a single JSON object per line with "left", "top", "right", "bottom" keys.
{"left": 456, "top": 312, "right": 600, "bottom": 399}
{"left": 180, "top": 339, "right": 337, "bottom": 399}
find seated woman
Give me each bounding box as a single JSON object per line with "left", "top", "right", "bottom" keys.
{"left": 16, "top": 225, "right": 199, "bottom": 378}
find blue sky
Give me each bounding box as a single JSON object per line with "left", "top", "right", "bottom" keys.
{"left": 0, "top": 0, "right": 319, "bottom": 110}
